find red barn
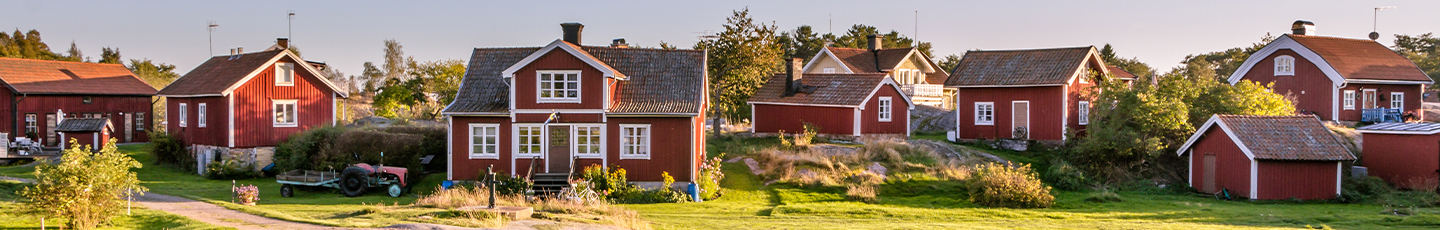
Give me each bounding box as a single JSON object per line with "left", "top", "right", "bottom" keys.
{"left": 443, "top": 23, "right": 707, "bottom": 184}
{"left": 56, "top": 118, "right": 112, "bottom": 152}
{"left": 1355, "top": 123, "right": 1440, "bottom": 190}
{"left": 748, "top": 58, "right": 913, "bottom": 137}
{"left": 944, "top": 46, "right": 1109, "bottom": 142}
{"left": 0, "top": 58, "right": 156, "bottom": 147}
{"left": 158, "top": 39, "right": 347, "bottom": 150}
{"left": 1177, "top": 115, "right": 1355, "bottom": 200}
{"left": 1228, "top": 21, "right": 1431, "bottom": 122}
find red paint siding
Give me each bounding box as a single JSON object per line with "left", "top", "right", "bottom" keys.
{"left": 1187, "top": 126, "right": 1253, "bottom": 198}
{"left": 515, "top": 113, "right": 603, "bottom": 123}
{"left": 512, "top": 49, "right": 608, "bottom": 110}
{"left": 449, "top": 116, "right": 513, "bottom": 181}
{"left": 1238, "top": 49, "right": 1336, "bottom": 120}
{"left": 751, "top": 104, "right": 854, "bottom": 135}
{"left": 1338, "top": 84, "right": 1423, "bottom": 121}
{"left": 167, "top": 96, "right": 230, "bottom": 147}
{"left": 231, "top": 58, "right": 335, "bottom": 147}
{"left": 860, "top": 85, "right": 909, "bottom": 134}
{"left": 607, "top": 117, "right": 696, "bottom": 182}
{"left": 955, "top": 86, "right": 1065, "bottom": 140}
{"left": 1361, "top": 133, "right": 1440, "bottom": 189}
{"left": 1067, "top": 78, "right": 1098, "bottom": 134}
{"left": 1257, "top": 160, "right": 1339, "bottom": 200}
{"left": 0, "top": 84, "right": 152, "bottom": 146}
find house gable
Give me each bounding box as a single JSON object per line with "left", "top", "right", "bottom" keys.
{"left": 221, "top": 51, "right": 348, "bottom": 98}
{"left": 802, "top": 48, "right": 854, "bottom": 74}
{"left": 1229, "top": 36, "right": 1347, "bottom": 86}
{"left": 507, "top": 47, "right": 612, "bottom": 111}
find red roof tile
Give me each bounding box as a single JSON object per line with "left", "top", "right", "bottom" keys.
{"left": 1288, "top": 35, "right": 1431, "bottom": 82}
{"left": 1107, "top": 66, "right": 1138, "bottom": 80}
{"left": 159, "top": 50, "right": 287, "bottom": 96}
{"left": 0, "top": 57, "right": 157, "bottom": 95}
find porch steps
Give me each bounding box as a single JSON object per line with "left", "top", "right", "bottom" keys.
{"left": 530, "top": 173, "right": 570, "bottom": 195}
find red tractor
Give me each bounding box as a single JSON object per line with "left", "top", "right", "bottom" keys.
{"left": 276, "top": 163, "right": 410, "bottom": 197}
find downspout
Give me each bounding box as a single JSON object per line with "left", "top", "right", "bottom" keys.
{"left": 11, "top": 93, "right": 24, "bottom": 140}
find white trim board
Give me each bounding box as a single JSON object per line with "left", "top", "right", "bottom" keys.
{"left": 1174, "top": 115, "right": 1258, "bottom": 160}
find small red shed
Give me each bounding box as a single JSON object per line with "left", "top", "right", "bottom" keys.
{"left": 56, "top": 118, "right": 113, "bottom": 152}
{"left": 1176, "top": 115, "right": 1356, "bottom": 200}
{"left": 944, "top": 46, "right": 1109, "bottom": 143}
{"left": 748, "top": 58, "right": 914, "bottom": 137}
{"left": 1355, "top": 123, "right": 1440, "bottom": 189}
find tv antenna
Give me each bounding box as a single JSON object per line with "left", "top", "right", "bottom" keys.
{"left": 1370, "top": 6, "right": 1396, "bottom": 40}
{"left": 288, "top": 10, "right": 296, "bottom": 42}
{"left": 696, "top": 30, "right": 718, "bottom": 40}
{"left": 208, "top": 21, "right": 219, "bottom": 56}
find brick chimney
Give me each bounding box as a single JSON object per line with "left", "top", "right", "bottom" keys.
{"left": 277, "top": 38, "right": 290, "bottom": 49}
{"left": 867, "top": 34, "right": 882, "bottom": 51}
{"left": 784, "top": 58, "right": 804, "bottom": 96}
{"left": 561, "top": 22, "right": 584, "bottom": 45}
{"left": 1292, "top": 20, "right": 1315, "bottom": 35}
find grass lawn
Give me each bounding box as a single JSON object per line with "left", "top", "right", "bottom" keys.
{"left": 0, "top": 179, "right": 232, "bottom": 230}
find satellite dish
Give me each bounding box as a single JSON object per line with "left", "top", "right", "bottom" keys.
{"left": 1369, "top": 32, "right": 1380, "bottom": 40}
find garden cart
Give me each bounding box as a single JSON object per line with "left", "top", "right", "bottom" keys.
{"left": 275, "top": 163, "right": 409, "bottom": 197}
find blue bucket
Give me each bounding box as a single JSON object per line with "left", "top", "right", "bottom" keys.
{"left": 687, "top": 183, "right": 701, "bottom": 202}
{"left": 441, "top": 180, "right": 454, "bottom": 190}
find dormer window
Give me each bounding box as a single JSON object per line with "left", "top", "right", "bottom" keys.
{"left": 537, "top": 70, "right": 581, "bottom": 103}
{"left": 276, "top": 62, "right": 295, "bottom": 86}
{"left": 1274, "top": 55, "right": 1295, "bottom": 76}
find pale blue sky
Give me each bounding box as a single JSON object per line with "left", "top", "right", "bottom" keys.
{"left": 4, "top": 0, "right": 1438, "bottom": 76}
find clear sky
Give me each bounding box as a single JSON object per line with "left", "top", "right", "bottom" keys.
{"left": 4, "top": 0, "right": 1438, "bottom": 76}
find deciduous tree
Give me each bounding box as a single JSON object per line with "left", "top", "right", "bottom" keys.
{"left": 694, "top": 8, "right": 785, "bottom": 122}
{"left": 21, "top": 138, "right": 146, "bottom": 230}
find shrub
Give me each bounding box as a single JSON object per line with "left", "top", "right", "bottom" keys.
{"left": 494, "top": 174, "right": 532, "bottom": 196}
{"left": 21, "top": 138, "right": 147, "bottom": 229}
{"left": 967, "top": 162, "right": 1055, "bottom": 208}
{"left": 1339, "top": 176, "right": 1392, "bottom": 203}
{"left": 205, "top": 158, "right": 259, "bottom": 180}
{"left": 698, "top": 153, "right": 727, "bottom": 200}
{"left": 149, "top": 131, "right": 193, "bottom": 169}
{"left": 609, "top": 186, "right": 688, "bottom": 204}
{"left": 1044, "top": 159, "right": 1090, "bottom": 191}
{"left": 794, "top": 122, "right": 819, "bottom": 147}
{"left": 273, "top": 126, "right": 346, "bottom": 172}
{"left": 273, "top": 125, "right": 437, "bottom": 181}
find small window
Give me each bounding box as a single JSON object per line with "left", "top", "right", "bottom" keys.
{"left": 823, "top": 68, "right": 836, "bottom": 73}
{"left": 273, "top": 100, "right": 298, "bottom": 127}
{"left": 1343, "top": 90, "right": 1356, "bottom": 110}
{"left": 1078, "top": 101, "right": 1090, "bottom": 125}
{"left": 620, "top": 124, "right": 651, "bottom": 159}
{"left": 197, "top": 103, "right": 207, "bottom": 127}
{"left": 575, "top": 126, "right": 603, "bottom": 157}
{"left": 878, "top": 97, "right": 893, "bottom": 122}
{"left": 515, "top": 125, "right": 543, "bottom": 156}
{"left": 135, "top": 112, "right": 145, "bottom": 131}
{"left": 1392, "top": 92, "right": 1404, "bottom": 110}
{"left": 24, "top": 113, "right": 36, "bottom": 135}
{"left": 537, "top": 71, "right": 581, "bottom": 103}
{"left": 469, "top": 124, "right": 500, "bottom": 159}
{"left": 178, "top": 103, "right": 188, "bottom": 127}
{"left": 1274, "top": 55, "right": 1295, "bottom": 76}
{"left": 276, "top": 63, "right": 295, "bottom": 86}
{"left": 975, "top": 102, "right": 995, "bottom": 125}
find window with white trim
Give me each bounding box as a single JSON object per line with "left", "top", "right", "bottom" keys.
{"left": 276, "top": 62, "right": 295, "bottom": 86}
{"left": 620, "top": 124, "right": 650, "bottom": 159}
{"left": 1392, "top": 92, "right": 1404, "bottom": 110}
{"left": 575, "top": 125, "right": 603, "bottom": 157}
{"left": 273, "top": 100, "right": 298, "bottom": 127}
{"left": 197, "top": 103, "right": 207, "bottom": 127}
{"left": 1274, "top": 55, "right": 1295, "bottom": 76}
{"left": 1343, "top": 90, "right": 1355, "bottom": 110}
{"left": 24, "top": 113, "right": 36, "bottom": 135}
{"left": 469, "top": 124, "right": 499, "bottom": 159}
{"left": 1078, "top": 101, "right": 1090, "bottom": 125}
{"left": 975, "top": 102, "right": 995, "bottom": 125}
{"left": 878, "top": 97, "right": 893, "bottom": 122}
{"left": 823, "top": 67, "right": 836, "bottom": 73}
{"left": 537, "top": 71, "right": 580, "bottom": 102}
{"left": 135, "top": 112, "right": 145, "bottom": 131}
{"left": 178, "top": 103, "right": 188, "bottom": 127}
{"left": 515, "top": 125, "right": 543, "bottom": 156}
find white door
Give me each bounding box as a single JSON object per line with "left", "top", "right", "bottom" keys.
{"left": 1012, "top": 101, "right": 1029, "bottom": 139}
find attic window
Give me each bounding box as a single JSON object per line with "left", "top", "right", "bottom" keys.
{"left": 537, "top": 70, "right": 581, "bottom": 103}
{"left": 823, "top": 68, "right": 836, "bottom": 73}
{"left": 1274, "top": 55, "right": 1295, "bottom": 76}
{"left": 276, "top": 63, "right": 296, "bottom": 86}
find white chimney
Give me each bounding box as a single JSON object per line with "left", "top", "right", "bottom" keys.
{"left": 1291, "top": 20, "right": 1316, "bottom": 35}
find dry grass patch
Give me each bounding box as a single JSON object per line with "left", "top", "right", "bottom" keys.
{"left": 415, "top": 185, "right": 650, "bottom": 230}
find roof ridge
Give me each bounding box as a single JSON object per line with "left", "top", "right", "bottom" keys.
{"left": 1287, "top": 34, "right": 1380, "bottom": 43}
{"left": 0, "top": 57, "right": 129, "bottom": 67}
{"left": 968, "top": 46, "right": 1093, "bottom": 53}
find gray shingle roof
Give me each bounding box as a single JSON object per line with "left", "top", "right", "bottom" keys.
{"left": 945, "top": 46, "right": 1097, "bottom": 86}
{"left": 1214, "top": 115, "right": 1356, "bottom": 161}
{"left": 55, "top": 118, "right": 109, "bottom": 132}
{"left": 443, "top": 44, "right": 706, "bottom": 115}
{"left": 747, "top": 73, "right": 889, "bottom": 107}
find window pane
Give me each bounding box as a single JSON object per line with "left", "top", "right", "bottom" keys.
{"left": 566, "top": 74, "right": 577, "bottom": 81}
{"left": 566, "top": 82, "right": 577, "bottom": 90}
{"left": 486, "top": 127, "right": 496, "bottom": 135}
{"left": 541, "top": 74, "right": 551, "bottom": 81}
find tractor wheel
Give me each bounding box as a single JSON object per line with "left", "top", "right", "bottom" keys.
{"left": 387, "top": 184, "right": 403, "bottom": 197}
{"left": 341, "top": 166, "right": 369, "bottom": 197}
{"left": 281, "top": 184, "right": 295, "bottom": 197}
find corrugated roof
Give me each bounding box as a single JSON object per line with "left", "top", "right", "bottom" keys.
{"left": 945, "top": 46, "right": 1096, "bottom": 86}
{"left": 55, "top": 118, "right": 109, "bottom": 132}
{"left": 443, "top": 44, "right": 706, "bottom": 114}
{"left": 1216, "top": 115, "right": 1356, "bottom": 161}
{"left": 1356, "top": 122, "right": 1440, "bottom": 133}
{"left": 159, "top": 50, "right": 287, "bottom": 96}
{"left": 747, "top": 73, "right": 889, "bottom": 107}
{"left": 1288, "top": 35, "right": 1432, "bottom": 82}
{"left": 0, "top": 57, "right": 157, "bottom": 95}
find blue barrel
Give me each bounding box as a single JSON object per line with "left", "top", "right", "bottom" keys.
{"left": 687, "top": 183, "right": 701, "bottom": 202}
{"left": 441, "top": 180, "right": 454, "bottom": 190}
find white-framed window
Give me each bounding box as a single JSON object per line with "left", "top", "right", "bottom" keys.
{"left": 135, "top": 112, "right": 145, "bottom": 131}
{"left": 24, "top": 113, "right": 36, "bottom": 135}
{"left": 197, "top": 103, "right": 207, "bottom": 127}
{"left": 575, "top": 125, "right": 603, "bottom": 157}
{"left": 514, "top": 125, "right": 543, "bottom": 156}
{"left": 975, "top": 102, "right": 995, "bottom": 125}
{"left": 273, "top": 100, "right": 298, "bottom": 127}
{"left": 878, "top": 97, "right": 893, "bottom": 122}
{"left": 1392, "top": 92, "right": 1404, "bottom": 110}
{"left": 537, "top": 70, "right": 581, "bottom": 103}
{"left": 1274, "top": 55, "right": 1295, "bottom": 76}
{"left": 178, "top": 103, "right": 188, "bottom": 127}
{"left": 275, "top": 62, "right": 295, "bottom": 86}
{"left": 1078, "top": 101, "right": 1090, "bottom": 125}
{"left": 620, "top": 124, "right": 651, "bottom": 159}
{"left": 1078, "top": 72, "right": 1089, "bottom": 84}
{"left": 823, "top": 67, "right": 836, "bottom": 73}
{"left": 469, "top": 124, "right": 500, "bottom": 159}
{"left": 1343, "top": 90, "right": 1356, "bottom": 110}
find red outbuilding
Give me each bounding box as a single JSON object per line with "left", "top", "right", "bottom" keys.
{"left": 158, "top": 38, "right": 348, "bottom": 150}
{"left": 1228, "top": 21, "right": 1432, "bottom": 122}
{"left": 1355, "top": 123, "right": 1440, "bottom": 190}
{"left": 443, "top": 23, "right": 708, "bottom": 184}
{"left": 747, "top": 58, "right": 914, "bottom": 137}
{"left": 1176, "top": 115, "right": 1356, "bottom": 200}
{"left": 0, "top": 58, "right": 156, "bottom": 147}
{"left": 56, "top": 118, "right": 112, "bottom": 152}
{"left": 944, "top": 46, "right": 1109, "bottom": 142}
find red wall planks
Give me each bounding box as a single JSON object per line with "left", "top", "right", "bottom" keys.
{"left": 1188, "top": 126, "right": 1253, "bottom": 197}
{"left": 0, "top": 83, "right": 153, "bottom": 146}
{"left": 606, "top": 117, "right": 696, "bottom": 182}
{"left": 1361, "top": 133, "right": 1440, "bottom": 189}
{"left": 167, "top": 96, "right": 230, "bottom": 147}
{"left": 955, "top": 86, "right": 1065, "bottom": 140}
{"left": 1338, "top": 83, "right": 1423, "bottom": 121}
{"left": 1256, "top": 160, "right": 1339, "bottom": 200}
{"left": 751, "top": 104, "right": 854, "bottom": 135}
{"left": 1238, "top": 49, "right": 1337, "bottom": 120}
{"left": 512, "top": 49, "right": 608, "bottom": 110}
{"left": 231, "top": 58, "right": 335, "bottom": 148}
{"left": 449, "top": 116, "right": 513, "bottom": 181}
{"left": 860, "top": 85, "right": 909, "bottom": 134}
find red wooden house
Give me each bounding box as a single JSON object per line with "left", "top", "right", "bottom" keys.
{"left": 1107, "top": 66, "right": 1139, "bottom": 86}
{"left": 1355, "top": 123, "right": 1440, "bottom": 190}
{"left": 944, "top": 46, "right": 1109, "bottom": 142}
{"left": 748, "top": 58, "right": 913, "bottom": 137}
{"left": 443, "top": 23, "right": 708, "bottom": 183}
{"left": 56, "top": 118, "right": 112, "bottom": 152}
{"left": 1176, "top": 115, "right": 1354, "bottom": 200}
{"left": 158, "top": 39, "right": 347, "bottom": 150}
{"left": 0, "top": 58, "right": 156, "bottom": 147}
{"left": 802, "top": 36, "right": 951, "bottom": 108}
{"left": 1228, "top": 21, "right": 1432, "bottom": 122}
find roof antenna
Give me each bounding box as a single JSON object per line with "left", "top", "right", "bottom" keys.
{"left": 207, "top": 21, "right": 219, "bottom": 56}
{"left": 1370, "top": 6, "right": 1396, "bottom": 40}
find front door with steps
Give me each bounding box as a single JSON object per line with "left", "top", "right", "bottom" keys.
{"left": 547, "top": 126, "right": 571, "bottom": 174}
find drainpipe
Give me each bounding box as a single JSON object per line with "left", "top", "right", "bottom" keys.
{"left": 12, "top": 93, "right": 25, "bottom": 141}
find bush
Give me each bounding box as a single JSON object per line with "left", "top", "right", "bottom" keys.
{"left": 273, "top": 125, "right": 440, "bottom": 182}
{"left": 609, "top": 186, "right": 689, "bottom": 204}
{"left": 1339, "top": 176, "right": 1392, "bottom": 203}
{"left": 1044, "top": 159, "right": 1090, "bottom": 191}
{"left": 579, "top": 164, "right": 629, "bottom": 195}
{"left": 697, "top": 153, "right": 726, "bottom": 200}
{"left": 21, "top": 138, "right": 147, "bottom": 229}
{"left": 967, "top": 162, "right": 1055, "bottom": 208}
{"left": 149, "top": 132, "right": 194, "bottom": 169}
{"left": 493, "top": 174, "right": 532, "bottom": 196}
{"left": 205, "top": 158, "right": 258, "bottom": 180}
{"left": 273, "top": 126, "right": 346, "bottom": 172}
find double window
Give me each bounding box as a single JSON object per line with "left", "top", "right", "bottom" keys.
{"left": 515, "top": 125, "right": 543, "bottom": 156}
{"left": 273, "top": 100, "right": 298, "bottom": 127}
{"left": 975, "top": 102, "right": 995, "bottom": 125}
{"left": 620, "top": 124, "right": 651, "bottom": 159}
{"left": 178, "top": 103, "right": 188, "bottom": 127}
{"left": 1078, "top": 101, "right": 1090, "bottom": 125}
{"left": 575, "top": 126, "right": 603, "bottom": 157}
{"left": 1274, "top": 55, "right": 1295, "bottom": 76}
{"left": 537, "top": 71, "right": 580, "bottom": 102}
{"left": 276, "top": 63, "right": 295, "bottom": 86}
{"left": 1343, "top": 90, "right": 1356, "bottom": 110}
{"left": 197, "top": 103, "right": 207, "bottom": 128}
{"left": 1392, "top": 92, "right": 1405, "bottom": 110}
{"left": 469, "top": 124, "right": 499, "bottom": 159}
{"left": 878, "top": 97, "right": 893, "bottom": 122}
